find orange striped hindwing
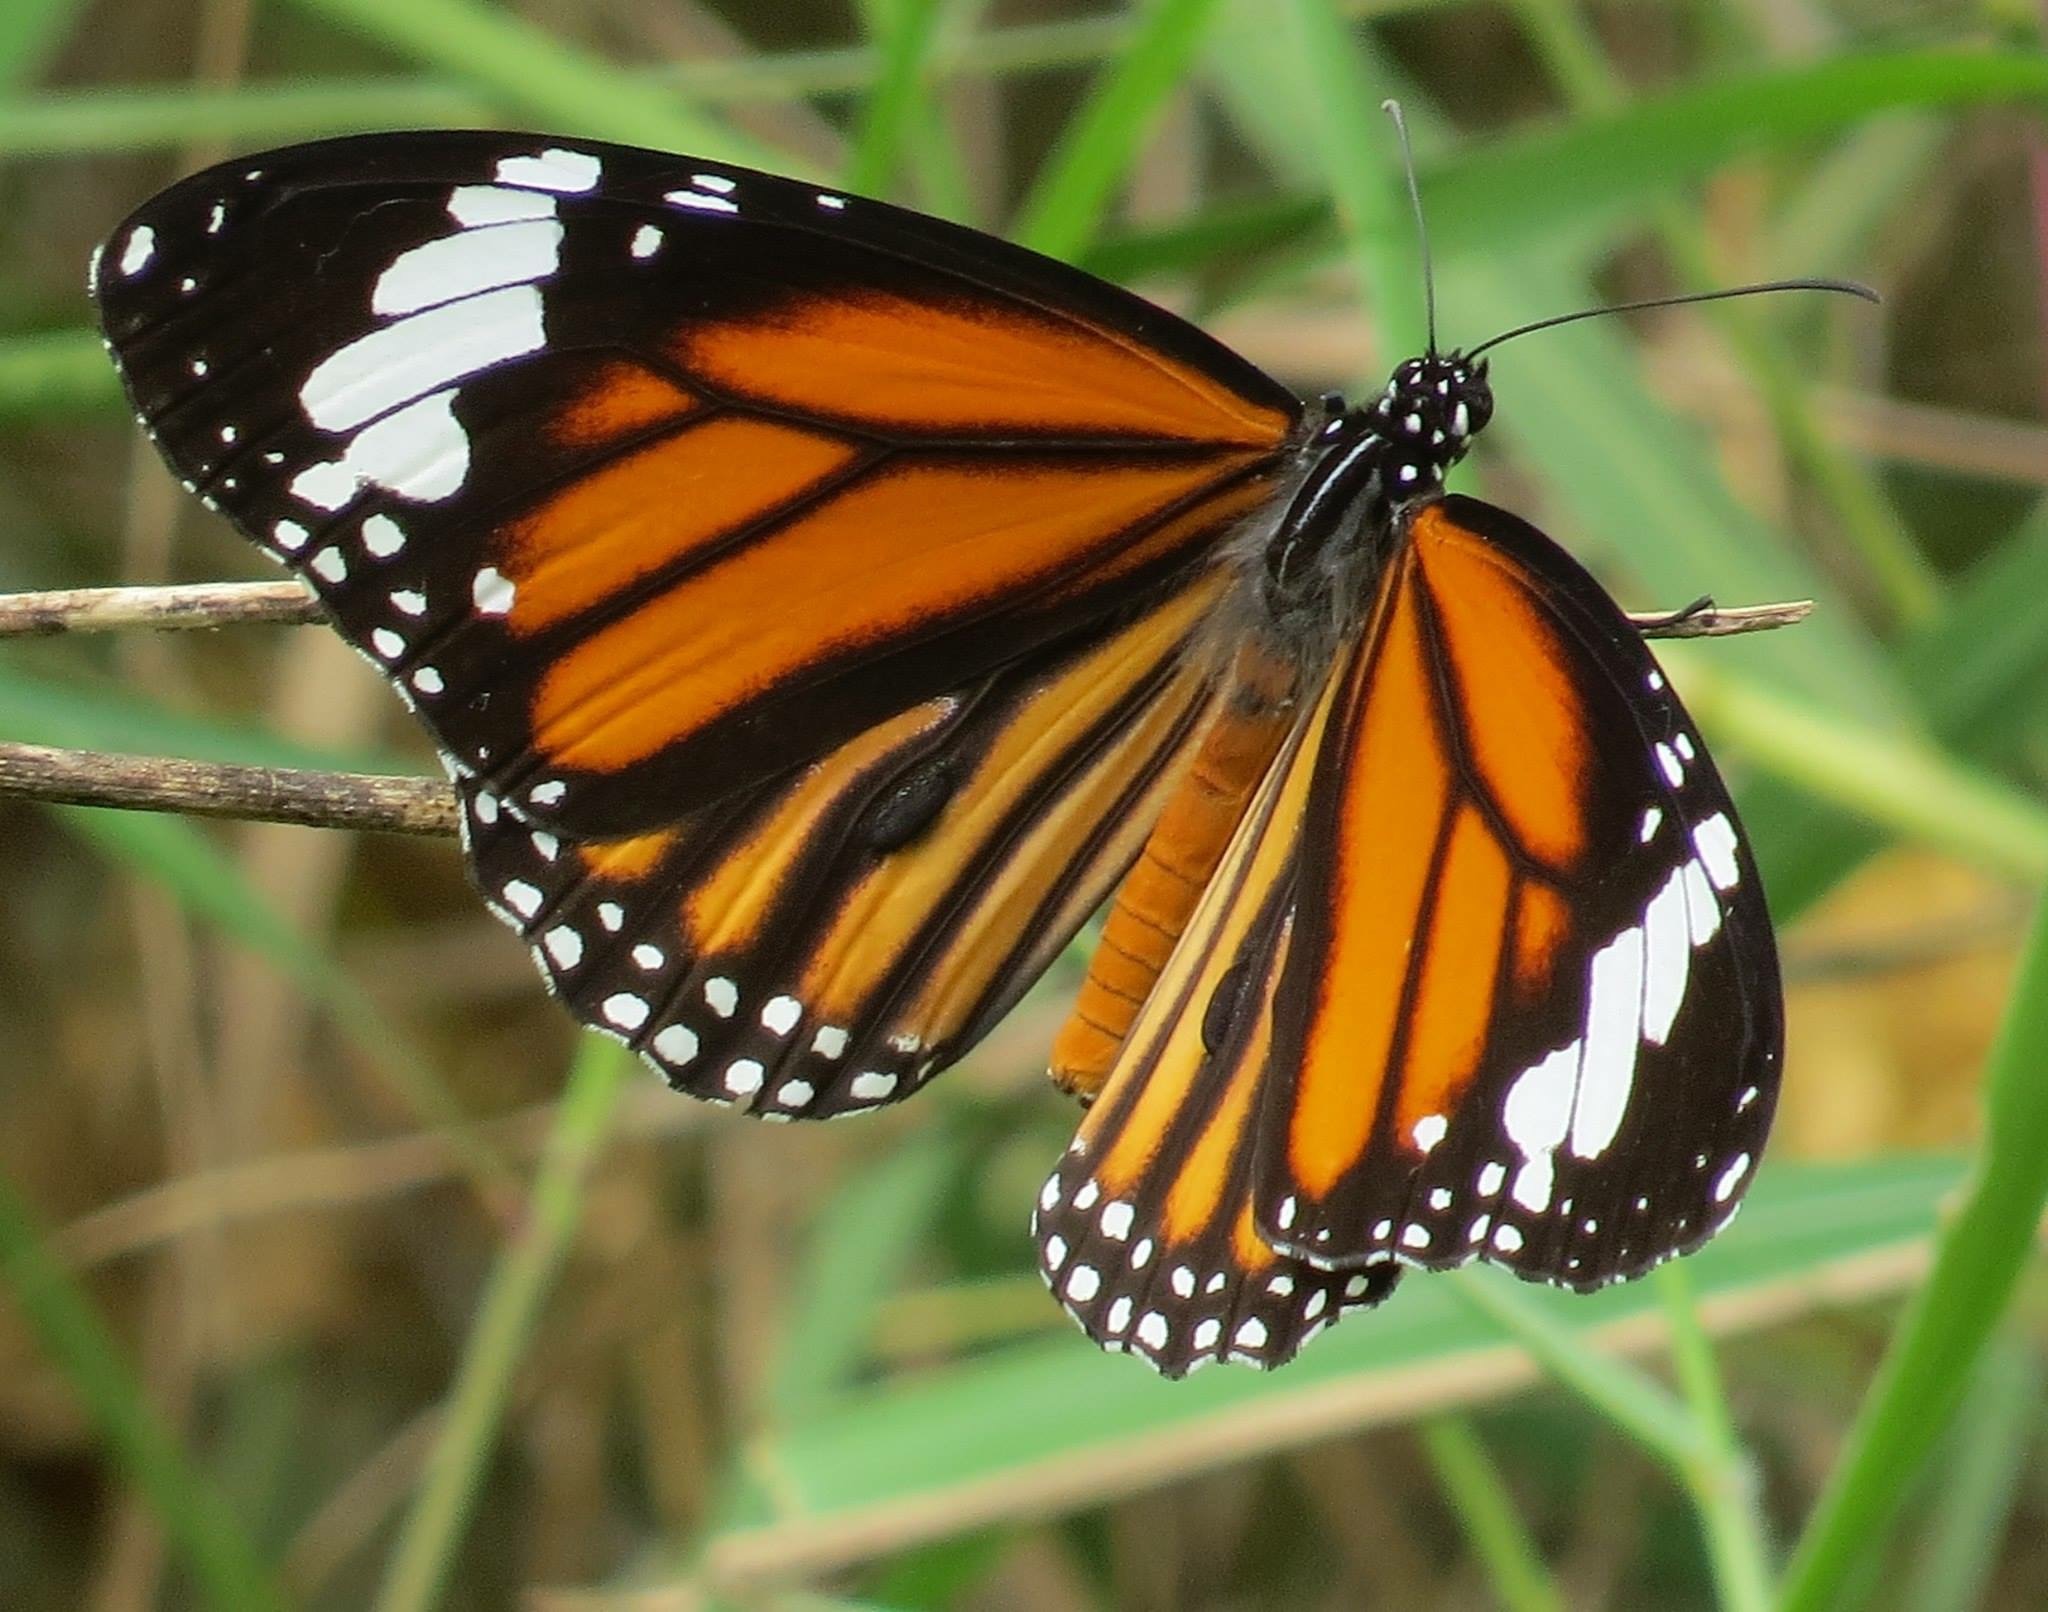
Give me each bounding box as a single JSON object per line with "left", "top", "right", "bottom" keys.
{"left": 458, "top": 576, "right": 1229, "bottom": 1116}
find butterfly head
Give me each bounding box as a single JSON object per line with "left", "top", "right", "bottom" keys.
{"left": 1375, "top": 352, "right": 1493, "bottom": 479}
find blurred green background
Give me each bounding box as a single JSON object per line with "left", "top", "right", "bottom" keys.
{"left": 3, "top": 1, "right": 2047, "bottom": 1609}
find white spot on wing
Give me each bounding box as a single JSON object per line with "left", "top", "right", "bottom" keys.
{"left": 471, "top": 567, "right": 515, "bottom": 615}
{"left": 1505, "top": 1041, "right": 1578, "bottom": 1159}
{"left": 1511, "top": 1155, "right": 1554, "bottom": 1212}
{"left": 1682, "top": 859, "right": 1722, "bottom": 945}
{"left": 1713, "top": 1151, "right": 1752, "bottom": 1203}
{"left": 372, "top": 219, "right": 562, "bottom": 317}
{"left": 1640, "top": 867, "right": 1691, "bottom": 1046}
{"left": 299, "top": 285, "right": 544, "bottom": 433}
{"left": 665, "top": 189, "right": 737, "bottom": 215}
{"left": 601, "top": 992, "right": 650, "bottom": 1031}
{"left": 1571, "top": 925, "right": 1646, "bottom": 1159}
{"left": 361, "top": 514, "right": 406, "bottom": 557}
{"left": 501, "top": 880, "right": 542, "bottom": 919}
{"left": 495, "top": 148, "right": 601, "bottom": 193}
{"left": 448, "top": 185, "right": 557, "bottom": 226}
{"left": 652, "top": 1025, "right": 698, "bottom": 1065}
{"left": 1693, "top": 812, "right": 1741, "bottom": 891}
{"left": 119, "top": 225, "right": 156, "bottom": 276}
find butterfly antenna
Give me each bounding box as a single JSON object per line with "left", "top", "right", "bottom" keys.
{"left": 1467, "top": 278, "right": 1878, "bottom": 359}
{"left": 1382, "top": 99, "right": 1437, "bottom": 356}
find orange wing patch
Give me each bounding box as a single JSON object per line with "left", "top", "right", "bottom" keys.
{"left": 1285, "top": 553, "right": 1445, "bottom": 1197}
{"left": 678, "top": 286, "right": 1295, "bottom": 445}
{"left": 528, "top": 454, "right": 1264, "bottom": 776}
{"left": 550, "top": 360, "right": 703, "bottom": 451}
{"left": 1410, "top": 502, "right": 1592, "bottom": 871}
{"left": 505, "top": 414, "right": 862, "bottom": 632}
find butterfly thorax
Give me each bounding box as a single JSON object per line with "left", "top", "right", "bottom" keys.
{"left": 1259, "top": 353, "right": 1493, "bottom": 649}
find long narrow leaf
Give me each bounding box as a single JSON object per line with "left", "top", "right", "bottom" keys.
{"left": 1779, "top": 887, "right": 2048, "bottom": 1612}
{"left": 0, "top": 1169, "right": 284, "bottom": 1612}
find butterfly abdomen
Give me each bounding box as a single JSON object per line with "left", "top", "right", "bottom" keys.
{"left": 1050, "top": 643, "right": 1299, "bottom": 1100}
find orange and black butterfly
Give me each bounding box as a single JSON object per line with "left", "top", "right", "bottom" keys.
{"left": 93, "top": 132, "right": 1784, "bottom": 1376}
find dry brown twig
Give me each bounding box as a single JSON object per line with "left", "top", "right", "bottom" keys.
{"left": 0, "top": 579, "right": 1813, "bottom": 837}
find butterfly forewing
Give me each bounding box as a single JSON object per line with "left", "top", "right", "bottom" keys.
{"left": 91, "top": 132, "right": 1300, "bottom": 842}
{"left": 1254, "top": 494, "right": 1782, "bottom": 1284}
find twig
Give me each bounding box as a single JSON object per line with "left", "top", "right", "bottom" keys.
{"left": 0, "top": 742, "right": 455, "bottom": 836}
{"left": 0, "top": 582, "right": 1812, "bottom": 836}
{"left": 0, "top": 579, "right": 320, "bottom": 635}
{"left": 1633, "top": 598, "right": 1812, "bottom": 637}
{"left": 0, "top": 578, "right": 1810, "bottom": 640}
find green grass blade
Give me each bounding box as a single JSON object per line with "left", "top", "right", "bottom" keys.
{"left": 0, "top": 667, "right": 404, "bottom": 774}
{"left": 708, "top": 1158, "right": 1961, "bottom": 1580}
{"left": 1010, "top": 0, "right": 1228, "bottom": 260}
{"left": 0, "top": 78, "right": 495, "bottom": 152}
{"left": 278, "top": 0, "right": 785, "bottom": 166}
{"left": 0, "top": 1169, "right": 285, "bottom": 1612}
{"left": 846, "top": 0, "right": 947, "bottom": 199}
{"left": 1418, "top": 1416, "right": 1566, "bottom": 1612}
{"left": 1900, "top": 1342, "right": 2040, "bottom": 1612}
{"left": 1444, "top": 1268, "right": 1706, "bottom": 1472}
{"left": 1497, "top": 0, "right": 1939, "bottom": 630}
{"left": 0, "top": 329, "right": 122, "bottom": 416}
{"left": 1272, "top": 0, "right": 1419, "bottom": 366}
{"left": 0, "top": 0, "right": 83, "bottom": 90}
{"left": 1669, "top": 651, "right": 2048, "bottom": 883}
{"left": 0, "top": 7, "right": 1428, "bottom": 158}
{"left": 1741, "top": 500, "right": 2048, "bottom": 917}
{"left": 1655, "top": 1263, "right": 1772, "bottom": 1612}
{"left": 1427, "top": 50, "right": 2048, "bottom": 262}
{"left": 769, "top": 1129, "right": 967, "bottom": 1426}
{"left": 1779, "top": 886, "right": 2048, "bottom": 1612}
{"left": 373, "top": 1035, "right": 635, "bottom": 1612}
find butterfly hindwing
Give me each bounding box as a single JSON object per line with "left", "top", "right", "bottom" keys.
{"left": 91, "top": 131, "right": 1300, "bottom": 841}
{"left": 1036, "top": 652, "right": 1401, "bottom": 1375}
{"left": 461, "top": 576, "right": 1231, "bottom": 1115}
{"left": 1254, "top": 493, "right": 1782, "bottom": 1285}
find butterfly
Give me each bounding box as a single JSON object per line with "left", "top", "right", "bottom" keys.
{"left": 92, "top": 131, "right": 1785, "bottom": 1377}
